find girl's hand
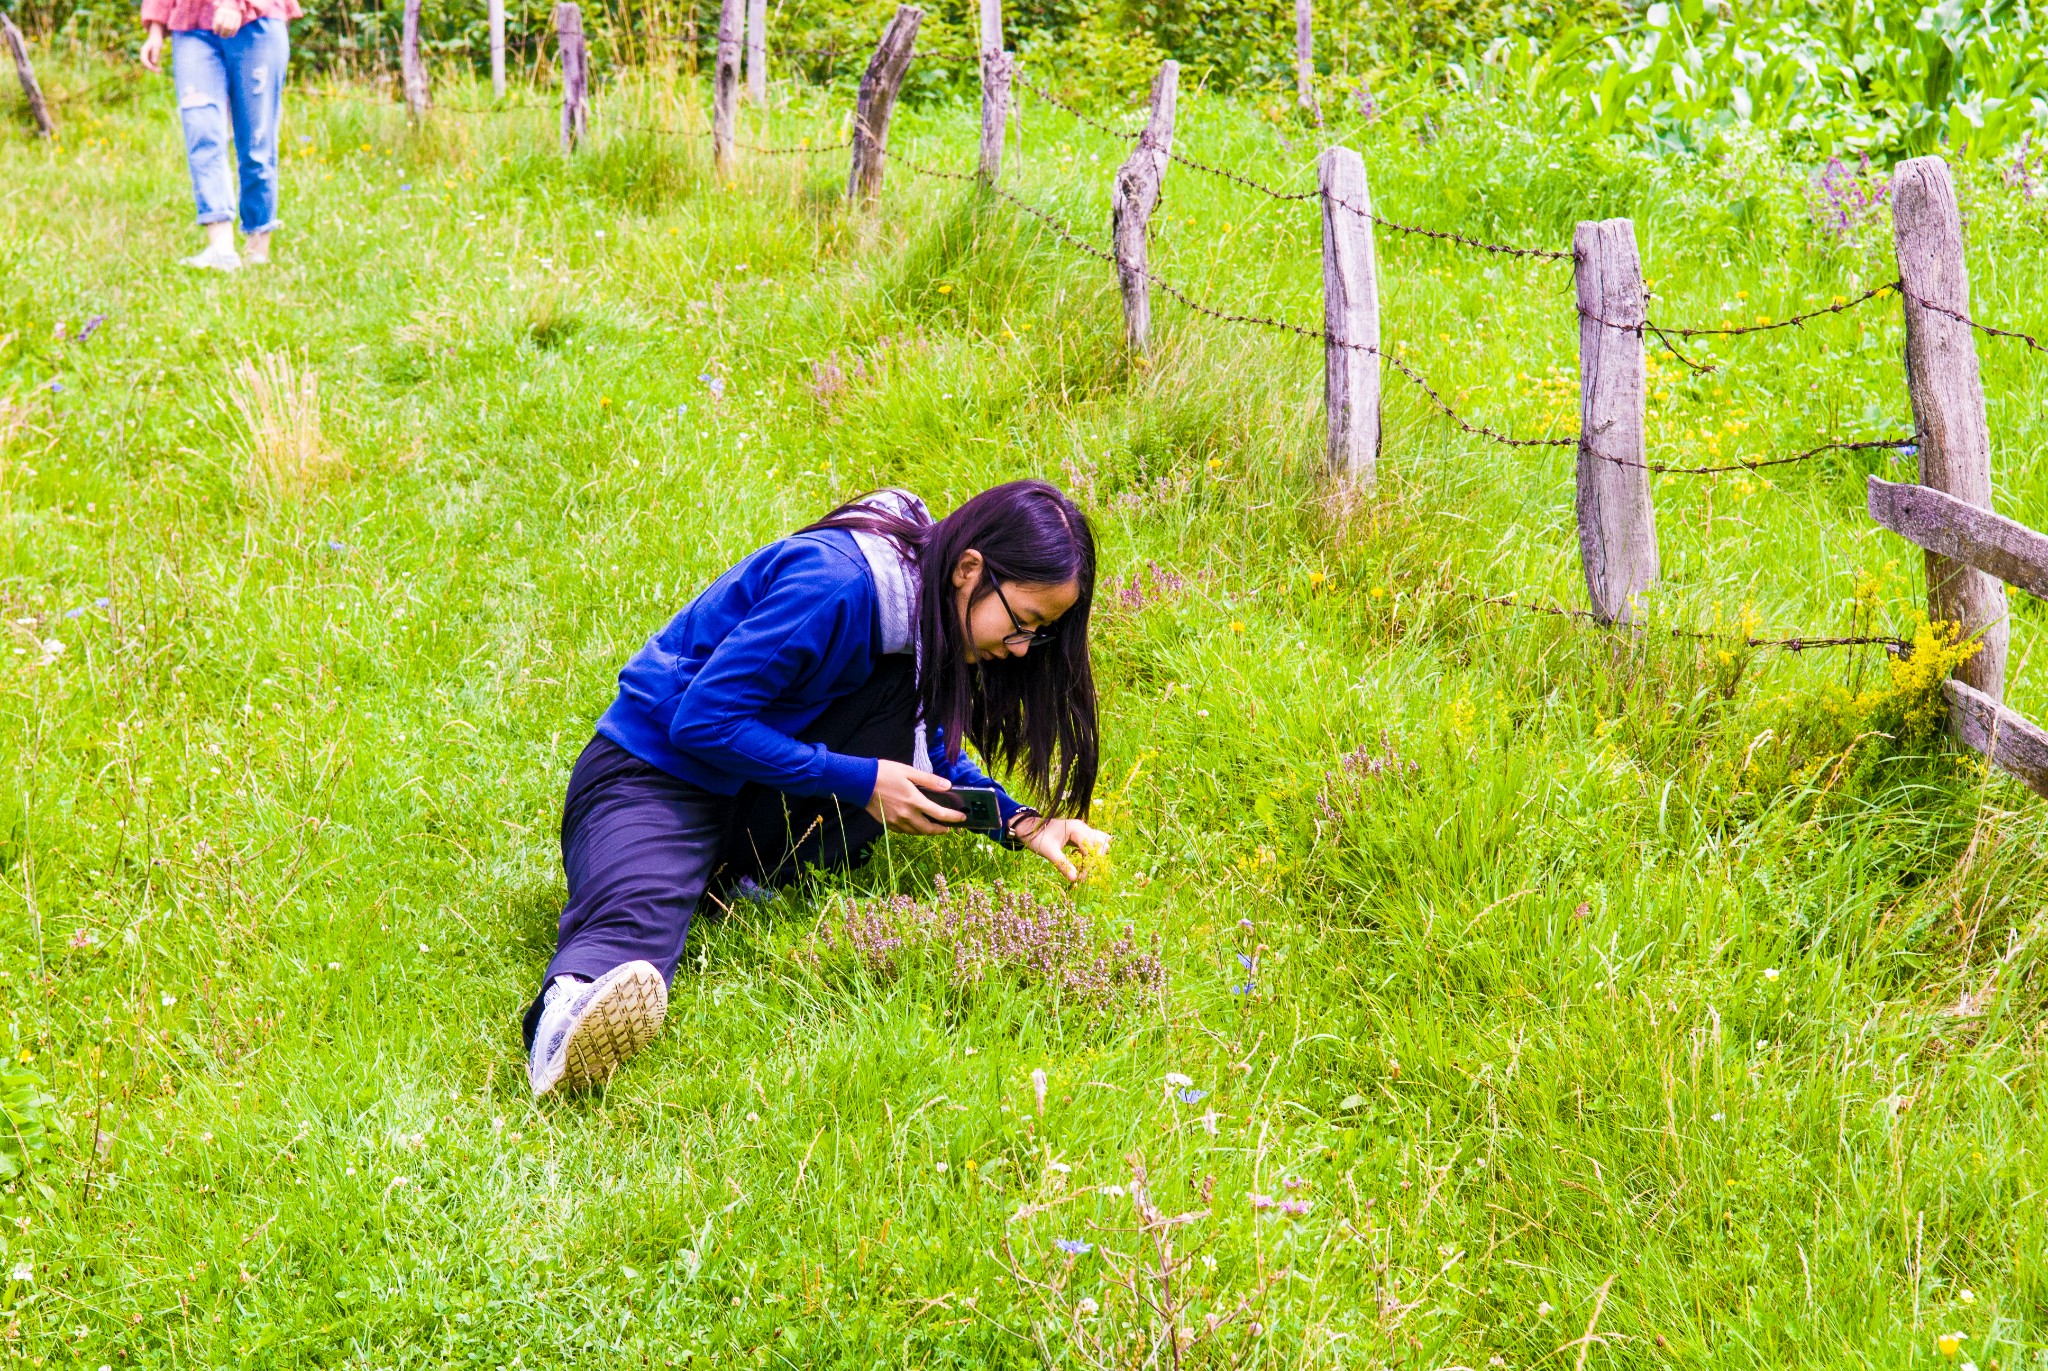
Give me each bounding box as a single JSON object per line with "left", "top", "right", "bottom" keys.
{"left": 211, "top": 1, "right": 242, "bottom": 36}
{"left": 140, "top": 22, "right": 167, "bottom": 71}
{"left": 863, "top": 759, "right": 966, "bottom": 836}
{"left": 1012, "top": 815, "right": 1111, "bottom": 882}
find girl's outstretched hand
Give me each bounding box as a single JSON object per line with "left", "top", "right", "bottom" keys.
{"left": 864, "top": 759, "right": 966, "bottom": 836}
{"left": 1012, "top": 815, "right": 1111, "bottom": 882}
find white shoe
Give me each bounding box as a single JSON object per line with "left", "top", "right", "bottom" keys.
{"left": 179, "top": 245, "right": 242, "bottom": 273}
{"left": 527, "top": 960, "right": 667, "bottom": 1097}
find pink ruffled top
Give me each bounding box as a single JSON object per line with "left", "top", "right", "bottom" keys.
{"left": 141, "top": 0, "right": 302, "bottom": 32}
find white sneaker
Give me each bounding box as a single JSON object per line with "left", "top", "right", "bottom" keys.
{"left": 179, "top": 245, "right": 242, "bottom": 273}
{"left": 526, "top": 960, "right": 668, "bottom": 1097}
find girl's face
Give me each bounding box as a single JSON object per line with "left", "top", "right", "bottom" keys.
{"left": 950, "top": 550, "right": 1081, "bottom": 662}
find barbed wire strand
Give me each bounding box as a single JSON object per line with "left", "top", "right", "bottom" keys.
{"left": 1903, "top": 289, "right": 2048, "bottom": 358}
{"left": 1466, "top": 594, "right": 1911, "bottom": 653}
{"left": 1595, "top": 436, "right": 1918, "bottom": 476}
{"left": 1646, "top": 280, "right": 1900, "bottom": 338}
{"left": 1320, "top": 190, "right": 1575, "bottom": 263}
{"left": 1011, "top": 69, "right": 1142, "bottom": 144}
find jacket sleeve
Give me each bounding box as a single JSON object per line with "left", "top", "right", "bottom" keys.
{"left": 931, "top": 727, "right": 1028, "bottom": 848}
{"left": 667, "top": 560, "right": 879, "bottom": 806}
{"left": 140, "top": 0, "right": 174, "bottom": 26}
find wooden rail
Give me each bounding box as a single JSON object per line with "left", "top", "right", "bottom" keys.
{"left": 1944, "top": 680, "right": 2048, "bottom": 798}
{"left": 1868, "top": 478, "right": 2048, "bottom": 602}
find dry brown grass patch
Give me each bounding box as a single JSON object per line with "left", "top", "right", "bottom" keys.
{"left": 229, "top": 351, "right": 341, "bottom": 504}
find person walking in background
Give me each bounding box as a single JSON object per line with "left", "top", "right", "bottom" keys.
{"left": 138, "top": 0, "right": 300, "bottom": 272}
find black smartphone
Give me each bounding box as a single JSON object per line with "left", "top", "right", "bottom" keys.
{"left": 928, "top": 785, "right": 1002, "bottom": 830}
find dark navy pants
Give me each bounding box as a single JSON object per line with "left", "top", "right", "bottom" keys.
{"left": 522, "top": 655, "right": 916, "bottom": 1050}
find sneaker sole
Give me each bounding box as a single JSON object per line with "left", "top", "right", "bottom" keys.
{"left": 558, "top": 963, "right": 667, "bottom": 1092}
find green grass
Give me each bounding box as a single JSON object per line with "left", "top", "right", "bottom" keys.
{"left": 6, "top": 48, "right": 2048, "bottom": 1369}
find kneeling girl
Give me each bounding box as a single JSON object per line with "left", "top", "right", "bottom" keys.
{"left": 526, "top": 480, "right": 1109, "bottom": 1096}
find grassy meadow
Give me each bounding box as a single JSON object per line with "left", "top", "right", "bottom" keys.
{"left": 6, "top": 45, "right": 2048, "bottom": 1368}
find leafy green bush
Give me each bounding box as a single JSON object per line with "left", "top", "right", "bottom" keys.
{"left": 1484, "top": 0, "right": 2048, "bottom": 158}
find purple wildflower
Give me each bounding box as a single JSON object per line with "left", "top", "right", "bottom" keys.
{"left": 63, "top": 607, "right": 85, "bottom": 620}
{"left": 1249, "top": 1193, "right": 1277, "bottom": 1210}
{"left": 1053, "top": 1238, "right": 1091, "bottom": 1255}
{"left": 94, "top": 597, "right": 109, "bottom": 608}
{"left": 1812, "top": 155, "right": 1890, "bottom": 238}
{"left": 1231, "top": 982, "right": 1254, "bottom": 996}
{"left": 77, "top": 315, "right": 106, "bottom": 344}
{"left": 1280, "top": 1198, "right": 1312, "bottom": 1216}
{"left": 2005, "top": 133, "right": 2040, "bottom": 200}
{"left": 328, "top": 540, "right": 346, "bottom": 552}
{"left": 1176, "top": 1088, "right": 1207, "bottom": 1104}
{"left": 811, "top": 356, "right": 847, "bottom": 406}
{"left": 1110, "top": 562, "right": 1190, "bottom": 612}
{"left": 46, "top": 381, "right": 63, "bottom": 394}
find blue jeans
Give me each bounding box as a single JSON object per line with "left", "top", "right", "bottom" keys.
{"left": 171, "top": 19, "right": 288, "bottom": 235}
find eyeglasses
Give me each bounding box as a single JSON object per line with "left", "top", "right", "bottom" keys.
{"left": 989, "top": 576, "right": 1060, "bottom": 650}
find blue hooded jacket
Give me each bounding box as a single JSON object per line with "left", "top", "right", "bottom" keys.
{"left": 594, "top": 500, "right": 1025, "bottom": 832}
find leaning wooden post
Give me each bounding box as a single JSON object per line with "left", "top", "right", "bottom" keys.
{"left": 1294, "top": 0, "right": 1319, "bottom": 122}
{"left": 1573, "top": 219, "right": 1659, "bottom": 626}
{"left": 400, "top": 0, "right": 431, "bottom": 119}
{"left": 846, "top": 6, "right": 922, "bottom": 203}
{"left": 744, "top": 0, "right": 766, "bottom": 103}
{"left": 1110, "top": 60, "right": 1178, "bottom": 354}
{"left": 1893, "top": 155, "right": 2008, "bottom": 699}
{"left": 1, "top": 16, "right": 52, "bottom": 139}
{"left": 713, "top": 0, "right": 743, "bottom": 170}
{"left": 489, "top": 0, "right": 506, "bottom": 98}
{"left": 1319, "top": 147, "right": 1379, "bottom": 488}
{"left": 555, "top": 3, "right": 588, "bottom": 151}
{"left": 977, "top": 0, "right": 1010, "bottom": 183}
{"left": 978, "top": 51, "right": 1013, "bottom": 183}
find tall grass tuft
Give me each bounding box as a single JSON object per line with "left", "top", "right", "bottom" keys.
{"left": 228, "top": 350, "right": 338, "bottom": 504}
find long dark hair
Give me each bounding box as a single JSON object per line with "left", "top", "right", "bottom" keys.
{"left": 802, "top": 481, "right": 1099, "bottom": 816}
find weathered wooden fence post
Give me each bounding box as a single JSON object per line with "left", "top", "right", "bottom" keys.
{"left": 744, "top": 0, "right": 766, "bottom": 103}
{"left": 1319, "top": 147, "right": 1379, "bottom": 488}
{"left": 489, "top": 0, "right": 506, "bottom": 98}
{"left": 1573, "top": 219, "right": 1659, "bottom": 625}
{"left": 1, "top": 15, "right": 52, "bottom": 139}
{"left": 977, "top": 0, "right": 1010, "bottom": 183}
{"left": 713, "top": 0, "right": 742, "bottom": 170}
{"left": 847, "top": 5, "right": 922, "bottom": 203}
{"left": 1110, "top": 60, "right": 1178, "bottom": 354}
{"left": 1294, "top": 0, "right": 1318, "bottom": 122}
{"left": 400, "top": 0, "right": 431, "bottom": 119}
{"left": 555, "top": 3, "right": 587, "bottom": 151}
{"left": 1893, "top": 155, "right": 2008, "bottom": 698}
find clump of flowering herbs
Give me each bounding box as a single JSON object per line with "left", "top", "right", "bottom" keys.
{"left": 1315, "top": 730, "right": 1420, "bottom": 823}
{"left": 1809, "top": 154, "right": 1890, "bottom": 237}
{"left": 1109, "top": 561, "right": 1190, "bottom": 613}
{"left": 809, "top": 877, "right": 1165, "bottom": 1003}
